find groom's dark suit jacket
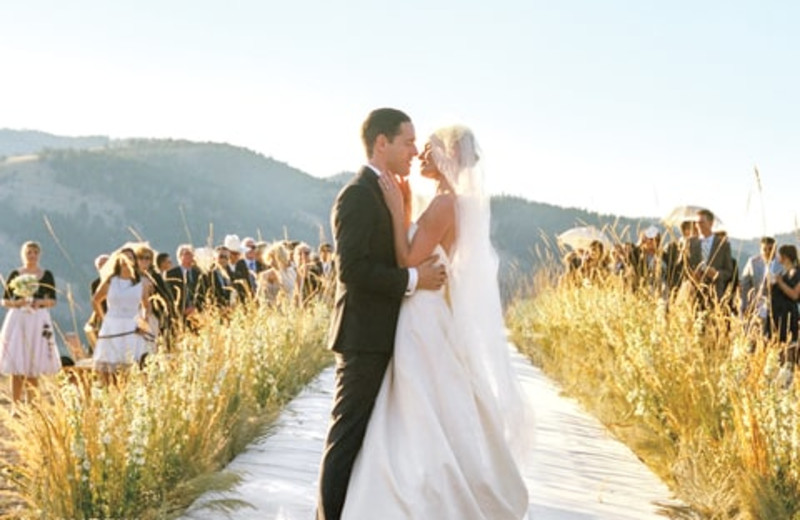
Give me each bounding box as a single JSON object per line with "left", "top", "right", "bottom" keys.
{"left": 318, "top": 166, "right": 412, "bottom": 520}
{"left": 328, "top": 166, "right": 409, "bottom": 354}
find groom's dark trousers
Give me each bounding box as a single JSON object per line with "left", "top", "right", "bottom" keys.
{"left": 317, "top": 167, "right": 409, "bottom": 520}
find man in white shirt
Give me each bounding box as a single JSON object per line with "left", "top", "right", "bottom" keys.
{"left": 740, "top": 236, "right": 778, "bottom": 317}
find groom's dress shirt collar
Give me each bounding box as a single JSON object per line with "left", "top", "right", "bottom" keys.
{"left": 366, "top": 163, "right": 382, "bottom": 177}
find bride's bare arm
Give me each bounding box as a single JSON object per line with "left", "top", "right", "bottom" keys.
{"left": 380, "top": 174, "right": 455, "bottom": 268}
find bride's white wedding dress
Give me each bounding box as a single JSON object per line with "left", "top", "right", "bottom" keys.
{"left": 341, "top": 232, "right": 529, "bottom": 519}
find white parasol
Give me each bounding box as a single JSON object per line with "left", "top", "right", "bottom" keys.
{"left": 557, "top": 226, "right": 613, "bottom": 251}
{"left": 662, "top": 205, "right": 724, "bottom": 229}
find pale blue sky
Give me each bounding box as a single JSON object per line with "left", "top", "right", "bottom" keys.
{"left": 1, "top": 1, "right": 798, "bottom": 239}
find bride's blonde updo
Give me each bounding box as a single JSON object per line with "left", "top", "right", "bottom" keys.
{"left": 430, "top": 125, "right": 479, "bottom": 179}
{"left": 429, "top": 125, "right": 482, "bottom": 198}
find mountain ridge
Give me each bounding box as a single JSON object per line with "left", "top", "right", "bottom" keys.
{"left": 0, "top": 129, "right": 770, "bottom": 342}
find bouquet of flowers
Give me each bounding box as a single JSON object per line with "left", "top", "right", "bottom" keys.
{"left": 8, "top": 273, "right": 39, "bottom": 299}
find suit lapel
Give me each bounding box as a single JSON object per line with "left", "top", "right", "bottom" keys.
{"left": 357, "top": 166, "right": 380, "bottom": 196}
{"left": 357, "top": 167, "right": 392, "bottom": 220}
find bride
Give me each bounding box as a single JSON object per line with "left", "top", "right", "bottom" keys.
{"left": 341, "top": 125, "right": 532, "bottom": 519}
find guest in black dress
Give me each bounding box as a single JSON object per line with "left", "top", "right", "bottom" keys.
{"left": 135, "top": 243, "right": 173, "bottom": 350}
{"left": 767, "top": 244, "right": 800, "bottom": 366}
{"left": 0, "top": 241, "right": 61, "bottom": 407}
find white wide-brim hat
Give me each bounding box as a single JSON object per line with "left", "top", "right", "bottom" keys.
{"left": 224, "top": 234, "right": 242, "bottom": 252}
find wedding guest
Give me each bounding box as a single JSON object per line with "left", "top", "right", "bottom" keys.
{"left": 630, "top": 226, "right": 666, "bottom": 295}
{"left": 234, "top": 236, "right": 267, "bottom": 299}
{"left": 319, "top": 243, "right": 334, "bottom": 277}
{"left": 134, "top": 243, "right": 169, "bottom": 349}
{"left": 257, "top": 243, "right": 281, "bottom": 305}
{"left": 223, "top": 234, "right": 243, "bottom": 268}
{"left": 255, "top": 241, "right": 269, "bottom": 266}
{"left": 256, "top": 269, "right": 282, "bottom": 306}
{"left": 664, "top": 220, "right": 695, "bottom": 293}
{"left": 293, "top": 242, "right": 321, "bottom": 306}
{"left": 611, "top": 243, "right": 631, "bottom": 277}
{"left": 257, "top": 242, "right": 295, "bottom": 305}
{"left": 740, "top": 236, "right": 777, "bottom": 321}
{"left": 685, "top": 209, "right": 733, "bottom": 309}
{"left": 156, "top": 251, "right": 172, "bottom": 274}
{"left": 165, "top": 244, "right": 203, "bottom": 331}
{"left": 92, "top": 247, "right": 153, "bottom": 382}
{"left": 580, "top": 240, "right": 610, "bottom": 282}
{"left": 766, "top": 244, "right": 800, "bottom": 346}
{"left": 716, "top": 230, "right": 740, "bottom": 314}
{"left": 200, "top": 246, "right": 237, "bottom": 311}
{"left": 559, "top": 249, "right": 584, "bottom": 285}
{"left": 0, "top": 241, "right": 61, "bottom": 408}
{"left": 317, "top": 242, "right": 336, "bottom": 301}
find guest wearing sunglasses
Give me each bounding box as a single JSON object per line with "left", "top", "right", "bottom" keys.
{"left": 201, "top": 246, "right": 238, "bottom": 312}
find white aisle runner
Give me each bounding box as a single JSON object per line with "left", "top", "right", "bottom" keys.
{"left": 182, "top": 346, "right": 679, "bottom": 519}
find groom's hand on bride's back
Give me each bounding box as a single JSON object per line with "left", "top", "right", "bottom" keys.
{"left": 416, "top": 255, "right": 447, "bottom": 291}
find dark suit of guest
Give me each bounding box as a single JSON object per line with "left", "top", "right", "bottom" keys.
{"left": 686, "top": 233, "right": 734, "bottom": 306}
{"left": 165, "top": 265, "right": 203, "bottom": 321}
{"left": 663, "top": 241, "right": 686, "bottom": 293}
{"left": 297, "top": 261, "right": 323, "bottom": 305}
{"left": 144, "top": 267, "right": 175, "bottom": 347}
{"left": 317, "top": 167, "right": 410, "bottom": 520}
{"left": 628, "top": 244, "right": 665, "bottom": 293}
{"left": 233, "top": 258, "right": 266, "bottom": 300}
{"left": 200, "top": 265, "right": 236, "bottom": 309}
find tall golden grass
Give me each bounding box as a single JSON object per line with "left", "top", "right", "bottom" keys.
{"left": 508, "top": 269, "right": 800, "bottom": 519}
{"left": 0, "top": 300, "right": 331, "bottom": 519}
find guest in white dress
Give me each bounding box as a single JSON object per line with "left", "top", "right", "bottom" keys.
{"left": 0, "top": 241, "right": 61, "bottom": 408}
{"left": 91, "top": 247, "right": 153, "bottom": 383}
{"left": 257, "top": 242, "right": 296, "bottom": 306}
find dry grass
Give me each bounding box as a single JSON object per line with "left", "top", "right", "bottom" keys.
{"left": 0, "top": 300, "right": 331, "bottom": 519}
{"left": 508, "top": 269, "right": 800, "bottom": 520}
{"left": 0, "top": 387, "right": 24, "bottom": 514}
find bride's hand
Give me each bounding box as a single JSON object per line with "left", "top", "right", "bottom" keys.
{"left": 379, "top": 173, "right": 405, "bottom": 220}
{"left": 398, "top": 176, "right": 412, "bottom": 228}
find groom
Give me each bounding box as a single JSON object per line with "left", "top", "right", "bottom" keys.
{"left": 316, "top": 108, "right": 446, "bottom": 520}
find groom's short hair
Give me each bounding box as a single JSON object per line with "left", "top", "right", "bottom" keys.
{"left": 362, "top": 108, "right": 411, "bottom": 158}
